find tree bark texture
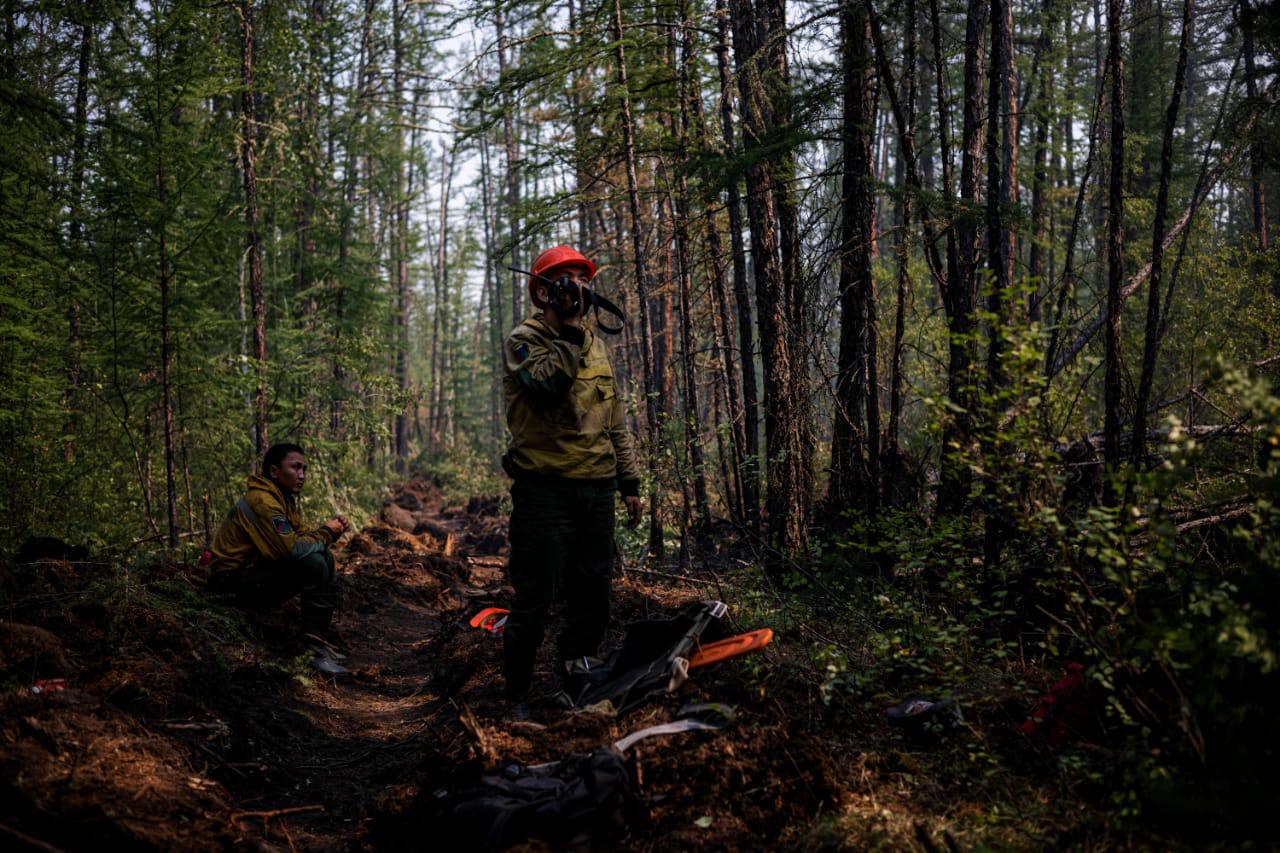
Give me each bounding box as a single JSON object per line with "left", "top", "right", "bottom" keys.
{"left": 732, "top": 0, "right": 813, "bottom": 557}
{"left": 829, "top": 0, "right": 877, "bottom": 515}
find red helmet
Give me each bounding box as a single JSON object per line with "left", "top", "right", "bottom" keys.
{"left": 528, "top": 245, "right": 597, "bottom": 309}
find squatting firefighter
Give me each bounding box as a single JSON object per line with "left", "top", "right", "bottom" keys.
{"left": 209, "top": 443, "right": 351, "bottom": 670}
{"left": 501, "top": 245, "right": 643, "bottom": 717}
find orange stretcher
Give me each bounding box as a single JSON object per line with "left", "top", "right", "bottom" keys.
{"left": 688, "top": 628, "right": 773, "bottom": 669}
{"left": 469, "top": 607, "right": 509, "bottom": 634}
{"left": 467, "top": 608, "right": 772, "bottom": 669}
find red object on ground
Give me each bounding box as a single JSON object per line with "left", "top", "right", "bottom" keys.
{"left": 198, "top": 549, "right": 213, "bottom": 567}
{"left": 469, "top": 607, "right": 510, "bottom": 634}
{"left": 527, "top": 245, "right": 597, "bottom": 307}
{"left": 31, "top": 678, "right": 68, "bottom": 694}
{"left": 688, "top": 628, "right": 773, "bottom": 669}
{"left": 1020, "top": 662, "right": 1089, "bottom": 746}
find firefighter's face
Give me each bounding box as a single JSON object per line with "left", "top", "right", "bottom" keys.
{"left": 271, "top": 452, "right": 307, "bottom": 495}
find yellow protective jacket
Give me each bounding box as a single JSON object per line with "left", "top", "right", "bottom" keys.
{"left": 209, "top": 474, "right": 336, "bottom": 571}
{"left": 502, "top": 314, "right": 641, "bottom": 495}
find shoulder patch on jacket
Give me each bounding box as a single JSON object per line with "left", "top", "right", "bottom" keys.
{"left": 513, "top": 342, "right": 529, "bottom": 361}
{"left": 271, "top": 515, "right": 293, "bottom": 535}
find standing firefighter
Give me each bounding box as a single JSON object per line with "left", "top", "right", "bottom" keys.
{"left": 501, "top": 245, "right": 643, "bottom": 718}
{"left": 209, "top": 443, "right": 351, "bottom": 673}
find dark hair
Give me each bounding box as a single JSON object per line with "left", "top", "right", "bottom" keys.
{"left": 262, "top": 443, "right": 305, "bottom": 475}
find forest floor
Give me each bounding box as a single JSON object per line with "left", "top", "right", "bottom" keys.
{"left": 0, "top": 474, "right": 1139, "bottom": 851}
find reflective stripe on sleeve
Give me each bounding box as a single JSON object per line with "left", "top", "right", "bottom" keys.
{"left": 236, "top": 497, "right": 258, "bottom": 522}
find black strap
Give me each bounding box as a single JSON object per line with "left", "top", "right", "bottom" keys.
{"left": 584, "top": 288, "right": 625, "bottom": 335}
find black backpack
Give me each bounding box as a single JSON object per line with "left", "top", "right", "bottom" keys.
{"left": 442, "top": 748, "right": 638, "bottom": 850}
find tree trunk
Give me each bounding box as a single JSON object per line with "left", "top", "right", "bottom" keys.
{"left": 294, "top": 0, "right": 324, "bottom": 303}
{"left": 937, "top": 0, "right": 987, "bottom": 515}
{"left": 495, "top": 2, "right": 522, "bottom": 322}
{"left": 676, "top": 0, "right": 711, "bottom": 535}
{"left": 1130, "top": 0, "right": 1191, "bottom": 469}
{"left": 985, "top": 0, "right": 1017, "bottom": 394}
{"left": 240, "top": 0, "right": 268, "bottom": 457}
{"left": 159, "top": 152, "right": 178, "bottom": 551}
{"left": 824, "top": 0, "right": 875, "bottom": 512}
{"left": 393, "top": 0, "right": 410, "bottom": 467}
{"left": 1240, "top": 0, "right": 1269, "bottom": 250}
{"left": 479, "top": 132, "right": 504, "bottom": 448}
{"left": 65, "top": 18, "right": 91, "bottom": 463}
{"left": 715, "top": 0, "right": 760, "bottom": 530}
{"left": 981, "top": 0, "right": 1017, "bottom": 563}
{"left": 733, "top": 0, "right": 812, "bottom": 557}
{"left": 1028, "top": 0, "right": 1054, "bottom": 323}
{"left": 887, "top": 0, "right": 918, "bottom": 464}
{"left": 612, "top": 0, "right": 664, "bottom": 559}
{"left": 1103, "top": 0, "right": 1126, "bottom": 499}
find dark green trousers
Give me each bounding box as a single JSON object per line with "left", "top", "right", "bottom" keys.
{"left": 236, "top": 549, "right": 339, "bottom": 635}
{"left": 503, "top": 477, "right": 616, "bottom": 698}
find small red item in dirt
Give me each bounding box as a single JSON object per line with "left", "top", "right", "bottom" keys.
{"left": 31, "top": 678, "right": 67, "bottom": 694}
{"left": 688, "top": 628, "right": 773, "bottom": 669}
{"left": 1020, "top": 662, "right": 1089, "bottom": 746}
{"left": 470, "top": 607, "right": 510, "bottom": 634}
{"left": 198, "top": 549, "right": 213, "bottom": 567}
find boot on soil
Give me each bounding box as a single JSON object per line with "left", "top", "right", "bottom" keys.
{"left": 310, "top": 644, "right": 351, "bottom": 676}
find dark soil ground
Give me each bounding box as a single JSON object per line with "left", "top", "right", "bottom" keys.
{"left": 0, "top": 476, "right": 1120, "bottom": 851}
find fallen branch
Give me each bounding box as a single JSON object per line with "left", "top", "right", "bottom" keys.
{"left": 0, "top": 821, "right": 68, "bottom": 853}
{"left": 1055, "top": 423, "right": 1264, "bottom": 455}
{"left": 622, "top": 566, "right": 707, "bottom": 585}
{"left": 457, "top": 705, "right": 496, "bottom": 762}
{"left": 1175, "top": 505, "right": 1254, "bottom": 534}
{"left": 230, "top": 805, "right": 324, "bottom": 822}
{"left": 1147, "top": 354, "right": 1280, "bottom": 415}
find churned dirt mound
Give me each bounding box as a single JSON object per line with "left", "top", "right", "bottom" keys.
{"left": 0, "top": 475, "right": 846, "bottom": 850}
